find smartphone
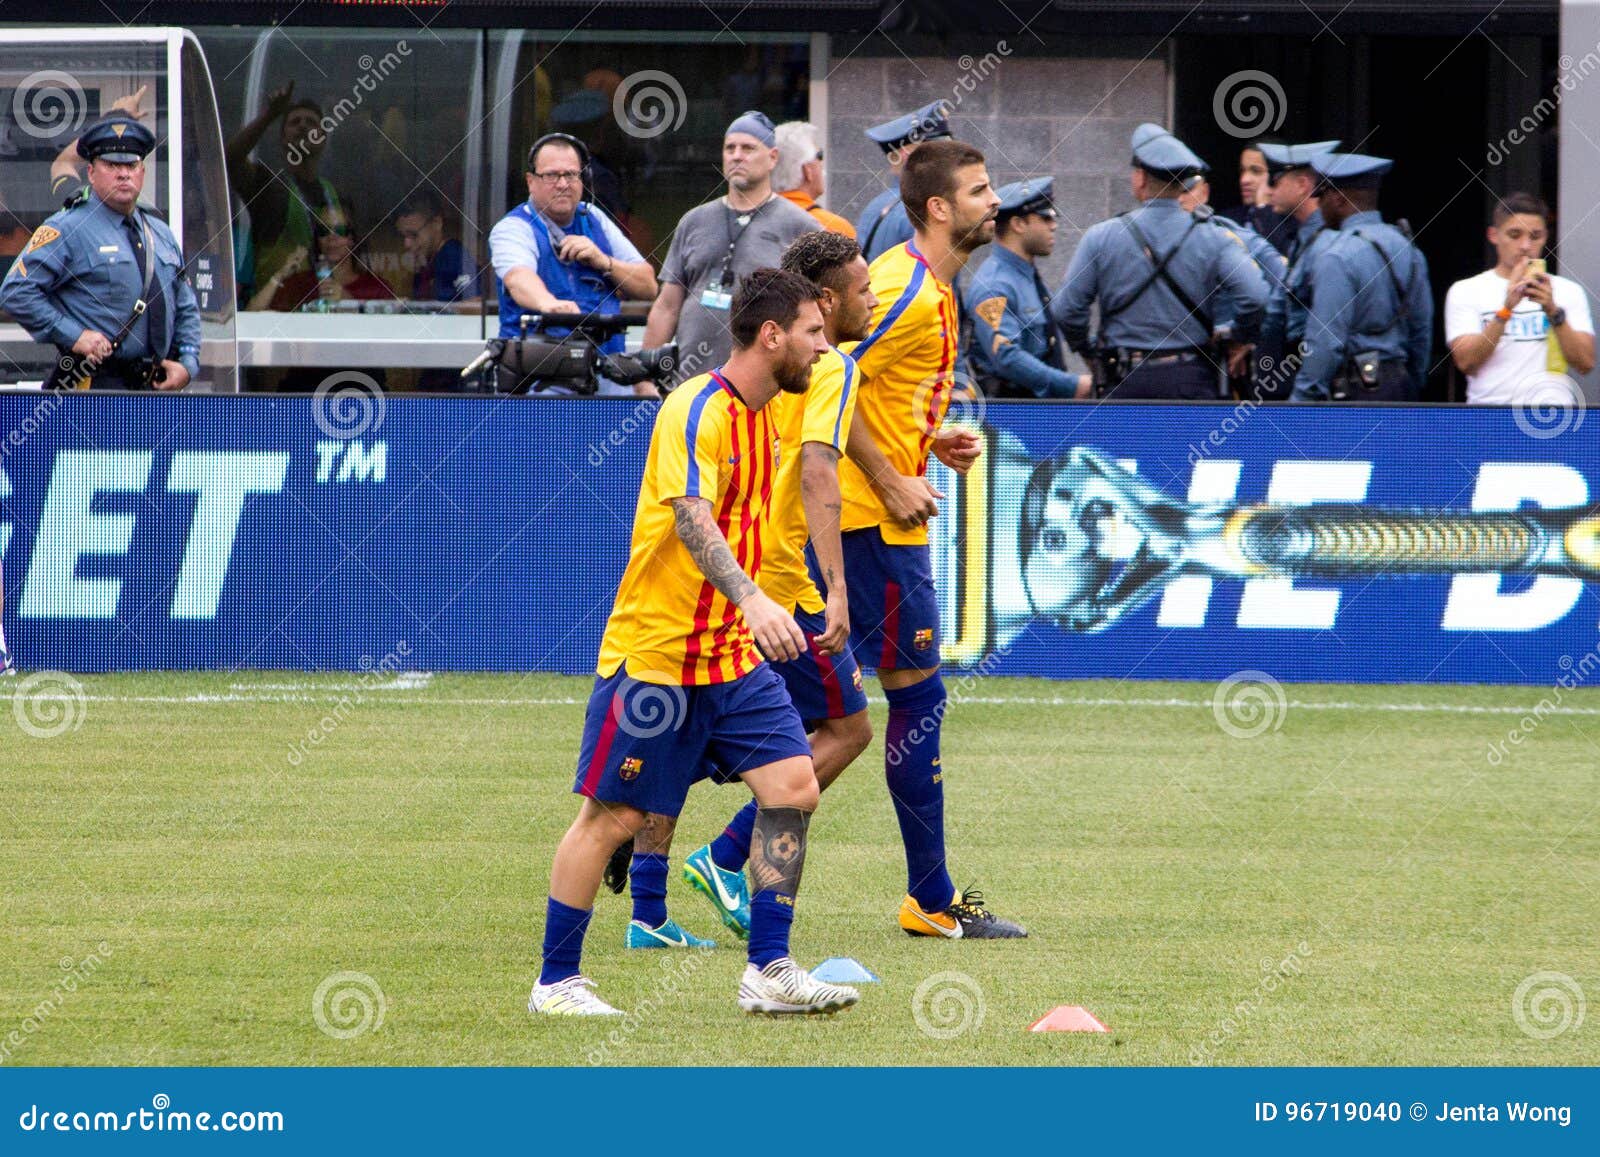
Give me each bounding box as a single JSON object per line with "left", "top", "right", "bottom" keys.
{"left": 1528, "top": 257, "right": 1548, "bottom": 278}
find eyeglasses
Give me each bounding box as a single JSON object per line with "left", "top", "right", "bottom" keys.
{"left": 533, "top": 170, "right": 583, "bottom": 186}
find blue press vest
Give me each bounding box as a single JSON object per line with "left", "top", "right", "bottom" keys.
{"left": 496, "top": 202, "right": 621, "bottom": 349}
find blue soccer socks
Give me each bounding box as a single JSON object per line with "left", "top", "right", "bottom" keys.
{"left": 883, "top": 674, "right": 955, "bottom": 913}
{"left": 539, "top": 896, "right": 592, "bottom": 985}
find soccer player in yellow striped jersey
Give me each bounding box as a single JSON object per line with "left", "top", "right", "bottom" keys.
{"left": 532, "top": 270, "right": 862, "bottom": 1018}
{"left": 836, "top": 139, "right": 1029, "bottom": 939}
{"left": 620, "top": 233, "right": 884, "bottom": 944}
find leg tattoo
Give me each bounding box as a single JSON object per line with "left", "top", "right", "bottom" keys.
{"left": 748, "top": 806, "right": 810, "bottom": 896}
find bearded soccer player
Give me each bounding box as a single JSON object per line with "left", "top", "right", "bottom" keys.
{"left": 835, "top": 138, "right": 1027, "bottom": 938}
{"left": 530, "top": 269, "right": 860, "bottom": 1017}
{"left": 615, "top": 231, "right": 880, "bottom": 945}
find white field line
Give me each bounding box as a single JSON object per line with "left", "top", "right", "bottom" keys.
{"left": 3, "top": 689, "right": 1600, "bottom": 717}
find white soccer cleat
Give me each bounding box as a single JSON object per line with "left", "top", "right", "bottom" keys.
{"left": 528, "top": 975, "right": 625, "bottom": 1017}
{"left": 737, "top": 957, "right": 859, "bottom": 1016}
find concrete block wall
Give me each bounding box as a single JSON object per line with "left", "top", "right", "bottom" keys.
{"left": 822, "top": 49, "right": 1171, "bottom": 289}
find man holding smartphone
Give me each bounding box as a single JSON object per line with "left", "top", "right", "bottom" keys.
{"left": 1446, "top": 192, "right": 1595, "bottom": 404}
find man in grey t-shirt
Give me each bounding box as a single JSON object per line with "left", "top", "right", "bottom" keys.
{"left": 643, "top": 111, "right": 821, "bottom": 384}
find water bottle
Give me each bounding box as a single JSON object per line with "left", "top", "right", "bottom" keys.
{"left": 313, "top": 256, "right": 333, "bottom": 313}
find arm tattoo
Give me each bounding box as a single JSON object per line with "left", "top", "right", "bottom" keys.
{"left": 748, "top": 805, "right": 810, "bottom": 896}
{"left": 671, "top": 497, "right": 757, "bottom": 605}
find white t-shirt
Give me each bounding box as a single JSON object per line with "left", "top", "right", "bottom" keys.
{"left": 1443, "top": 269, "right": 1593, "bottom": 404}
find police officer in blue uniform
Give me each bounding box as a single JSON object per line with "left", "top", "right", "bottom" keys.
{"left": 968, "top": 178, "right": 1088, "bottom": 399}
{"left": 855, "top": 100, "right": 951, "bottom": 263}
{"left": 1051, "top": 123, "right": 1268, "bottom": 400}
{"left": 1257, "top": 140, "right": 1340, "bottom": 398}
{"left": 1291, "top": 152, "right": 1432, "bottom": 402}
{"left": 1, "top": 116, "right": 200, "bottom": 390}
{"left": 1176, "top": 173, "right": 1287, "bottom": 396}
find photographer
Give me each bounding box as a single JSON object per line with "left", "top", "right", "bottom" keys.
{"left": 489, "top": 133, "right": 658, "bottom": 397}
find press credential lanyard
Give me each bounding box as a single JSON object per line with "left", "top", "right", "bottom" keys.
{"left": 701, "top": 196, "right": 771, "bottom": 311}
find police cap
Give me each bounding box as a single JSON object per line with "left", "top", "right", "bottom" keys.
{"left": 1130, "top": 122, "right": 1207, "bottom": 182}
{"left": 864, "top": 100, "right": 952, "bottom": 154}
{"left": 995, "top": 177, "right": 1055, "bottom": 222}
{"left": 1259, "top": 139, "right": 1341, "bottom": 179}
{"left": 76, "top": 115, "right": 154, "bottom": 164}
{"left": 1308, "top": 151, "right": 1393, "bottom": 192}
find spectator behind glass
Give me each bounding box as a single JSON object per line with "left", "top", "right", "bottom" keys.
{"left": 254, "top": 203, "right": 394, "bottom": 312}
{"left": 1445, "top": 192, "right": 1595, "bottom": 404}
{"left": 487, "top": 133, "right": 659, "bottom": 396}
{"left": 226, "top": 81, "right": 354, "bottom": 309}
{"left": 772, "top": 120, "right": 856, "bottom": 239}
{"left": 394, "top": 188, "right": 482, "bottom": 303}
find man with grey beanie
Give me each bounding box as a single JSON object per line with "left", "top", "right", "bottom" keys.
{"left": 643, "top": 110, "right": 821, "bottom": 385}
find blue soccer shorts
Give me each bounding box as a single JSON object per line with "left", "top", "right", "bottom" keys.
{"left": 573, "top": 663, "right": 811, "bottom": 817}
{"left": 775, "top": 607, "right": 870, "bottom": 727}
{"left": 812, "top": 527, "right": 941, "bottom": 672}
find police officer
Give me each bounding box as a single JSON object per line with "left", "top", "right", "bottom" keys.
{"left": 1257, "top": 140, "right": 1340, "bottom": 398}
{"left": 1176, "top": 173, "right": 1286, "bottom": 395}
{"left": 0, "top": 116, "right": 199, "bottom": 390}
{"left": 1291, "top": 152, "right": 1432, "bottom": 402}
{"left": 1051, "top": 123, "right": 1268, "bottom": 400}
{"left": 855, "top": 100, "right": 951, "bottom": 263}
{"left": 968, "top": 179, "right": 1088, "bottom": 399}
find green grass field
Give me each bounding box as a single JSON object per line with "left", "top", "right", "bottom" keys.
{"left": 2, "top": 670, "right": 1596, "bottom": 1066}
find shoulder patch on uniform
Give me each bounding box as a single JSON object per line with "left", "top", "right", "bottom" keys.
{"left": 24, "top": 225, "right": 60, "bottom": 254}
{"left": 975, "top": 295, "right": 1007, "bottom": 329}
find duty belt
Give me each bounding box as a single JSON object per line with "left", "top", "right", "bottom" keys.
{"left": 1115, "top": 346, "right": 1210, "bottom": 366}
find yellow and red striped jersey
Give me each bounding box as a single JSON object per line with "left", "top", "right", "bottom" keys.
{"left": 838, "top": 240, "right": 957, "bottom": 545}
{"left": 597, "top": 369, "right": 779, "bottom": 685}
{"left": 760, "top": 346, "right": 859, "bottom": 616}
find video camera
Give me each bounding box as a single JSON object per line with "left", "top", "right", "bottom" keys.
{"left": 461, "top": 312, "right": 678, "bottom": 396}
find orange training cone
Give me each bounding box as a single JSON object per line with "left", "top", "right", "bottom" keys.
{"left": 1027, "top": 1005, "right": 1110, "bottom": 1032}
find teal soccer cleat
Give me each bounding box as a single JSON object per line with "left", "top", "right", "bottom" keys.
{"left": 681, "top": 843, "right": 750, "bottom": 941}
{"left": 625, "top": 918, "right": 716, "bottom": 950}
